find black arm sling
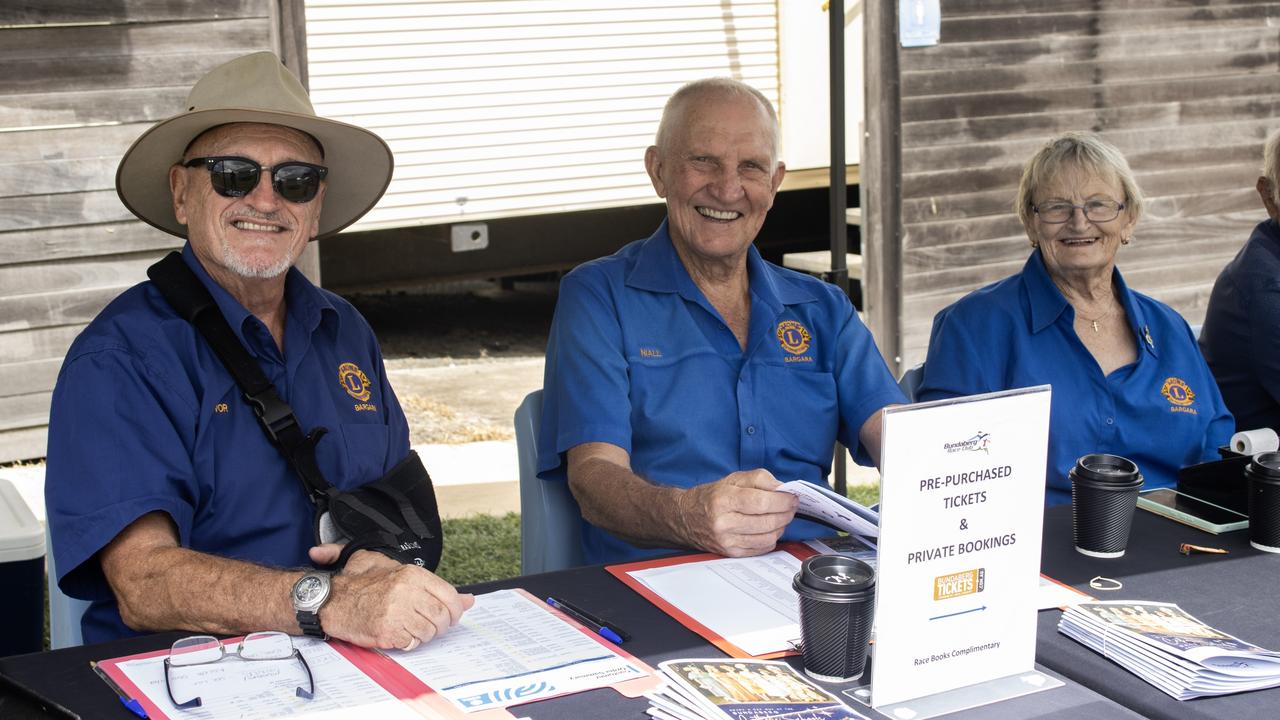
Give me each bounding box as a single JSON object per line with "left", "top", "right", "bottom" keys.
{"left": 147, "top": 251, "right": 443, "bottom": 571}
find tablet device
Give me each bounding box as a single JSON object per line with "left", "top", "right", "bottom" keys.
{"left": 1137, "top": 488, "right": 1248, "bottom": 534}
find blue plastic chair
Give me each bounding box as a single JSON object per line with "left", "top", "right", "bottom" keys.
{"left": 898, "top": 363, "right": 925, "bottom": 403}
{"left": 514, "top": 390, "right": 584, "bottom": 575}
{"left": 46, "top": 525, "right": 90, "bottom": 649}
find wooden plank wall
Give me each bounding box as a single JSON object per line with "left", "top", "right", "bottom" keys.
{"left": 893, "top": 0, "right": 1280, "bottom": 371}
{"left": 0, "top": 1, "right": 286, "bottom": 462}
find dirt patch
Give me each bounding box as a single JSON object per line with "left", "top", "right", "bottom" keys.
{"left": 398, "top": 395, "right": 511, "bottom": 445}
{"left": 346, "top": 281, "right": 556, "bottom": 444}
{"left": 347, "top": 281, "right": 557, "bottom": 365}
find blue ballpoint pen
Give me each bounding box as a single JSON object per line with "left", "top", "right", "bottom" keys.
{"left": 92, "top": 661, "right": 150, "bottom": 719}
{"left": 546, "top": 596, "right": 628, "bottom": 644}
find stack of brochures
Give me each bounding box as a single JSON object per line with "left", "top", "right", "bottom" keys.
{"left": 1058, "top": 601, "right": 1280, "bottom": 700}
{"left": 644, "top": 658, "right": 868, "bottom": 720}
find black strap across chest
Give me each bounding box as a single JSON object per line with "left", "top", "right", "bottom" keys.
{"left": 146, "top": 251, "right": 337, "bottom": 509}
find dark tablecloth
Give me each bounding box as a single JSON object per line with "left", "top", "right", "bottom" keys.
{"left": 1036, "top": 503, "right": 1280, "bottom": 719}
{"left": 0, "top": 520, "right": 1174, "bottom": 720}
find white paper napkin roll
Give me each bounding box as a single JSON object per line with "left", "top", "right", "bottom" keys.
{"left": 1231, "top": 428, "right": 1280, "bottom": 455}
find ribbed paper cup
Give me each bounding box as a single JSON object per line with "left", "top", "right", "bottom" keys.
{"left": 1245, "top": 452, "right": 1280, "bottom": 553}
{"left": 1070, "top": 454, "right": 1144, "bottom": 558}
{"left": 792, "top": 555, "right": 875, "bottom": 682}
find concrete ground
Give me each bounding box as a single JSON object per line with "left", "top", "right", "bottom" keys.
{"left": 387, "top": 357, "right": 545, "bottom": 518}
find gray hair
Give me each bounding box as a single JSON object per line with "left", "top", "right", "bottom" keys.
{"left": 1015, "top": 131, "right": 1144, "bottom": 229}
{"left": 1263, "top": 128, "right": 1280, "bottom": 206}
{"left": 653, "top": 78, "right": 780, "bottom": 166}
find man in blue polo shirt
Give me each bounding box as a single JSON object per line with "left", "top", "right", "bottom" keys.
{"left": 1201, "top": 129, "right": 1280, "bottom": 432}
{"left": 538, "top": 79, "right": 905, "bottom": 564}
{"left": 45, "top": 53, "right": 471, "bottom": 649}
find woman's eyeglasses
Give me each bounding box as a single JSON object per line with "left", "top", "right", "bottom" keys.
{"left": 164, "top": 631, "right": 314, "bottom": 709}
{"left": 1032, "top": 199, "right": 1125, "bottom": 224}
{"left": 183, "top": 156, "right": 327, "bottom": 203}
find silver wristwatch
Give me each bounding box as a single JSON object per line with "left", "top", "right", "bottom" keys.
{"left": 291, "top": 571, "right": 332, "bottom": 639}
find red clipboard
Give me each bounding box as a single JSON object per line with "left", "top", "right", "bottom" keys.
{"left": 94, "top": 588, "right": 660, "bottom": 720}
{"left": 606, "top": 542, "right": 819, "bottom": 659}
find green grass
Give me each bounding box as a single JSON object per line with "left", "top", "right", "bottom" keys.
{"left": 435, "top": 512, "right": 522, "bottom": 586}
{"left": 847, "top": 484, "right": 879, "bottom": 509}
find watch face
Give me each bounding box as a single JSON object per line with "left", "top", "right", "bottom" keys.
{"left": 294, "top": 576, "right": 323, "bottom": 603}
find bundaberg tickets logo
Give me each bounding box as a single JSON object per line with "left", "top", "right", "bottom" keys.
{"left": 776, "top": 320, "right": 811, "bottom": 355}
{"left": 934, "top": 568, "right": 985, "bottom": 601}
{"left": 338, "top": 362, "right": 372, "bottom": 402}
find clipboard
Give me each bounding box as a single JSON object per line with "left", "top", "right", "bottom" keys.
{"left": 94, "top": 588, "right": 660, "bottom": 720}
{"left": 606, "top": 543, "right": 818, "bottom": 659}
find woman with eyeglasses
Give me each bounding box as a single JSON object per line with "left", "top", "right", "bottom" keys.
{"left": 916, "top": 132, "right": 1233, "bottom": 505}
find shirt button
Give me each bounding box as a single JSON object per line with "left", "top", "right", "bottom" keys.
{"left": 1105, "top": 418, "right": 1114, "bottom": 425}
{"left": 746, "top": 425, "right": 757, "bottom": 435}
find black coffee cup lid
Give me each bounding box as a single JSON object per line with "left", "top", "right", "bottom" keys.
{"left": 797, "top": 554, "right": 874, "bottom": 594}
{"left": 1248, "top": 451, "right": 1280, "bottom": 479}
{"left": 1073, "top": 453, "right": 1140, "bottom": 483}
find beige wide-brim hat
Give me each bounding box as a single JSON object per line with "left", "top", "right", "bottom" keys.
{"left": 116, "top": 51, "right": 393, "bottom": 239}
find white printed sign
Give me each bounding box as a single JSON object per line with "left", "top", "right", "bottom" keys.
{"left": 871, "top": 387, "right": 1051, "bottom": 708}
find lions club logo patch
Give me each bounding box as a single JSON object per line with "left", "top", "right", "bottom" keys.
{"left": 1161, "top": 377, "right": 1195, "bottom": 407}
{"left": 776, "top": 320, "right": 812, "bottom": 355}
{"left": 338, "top": 362, "right": 372, "bottom": 402}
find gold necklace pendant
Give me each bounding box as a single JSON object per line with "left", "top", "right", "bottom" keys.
{"left": 1075, "top": 298, "right": 1116, "bottom": 333}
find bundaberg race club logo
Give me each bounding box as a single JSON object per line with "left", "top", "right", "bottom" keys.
{"left": 776, "top": 320, "right": 811, "bottom": 355}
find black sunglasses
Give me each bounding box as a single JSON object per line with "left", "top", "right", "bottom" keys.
{"left": 183, "top": 156, "right": 328, "bottom": 203}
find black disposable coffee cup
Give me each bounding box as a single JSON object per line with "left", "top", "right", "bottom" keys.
{"left": 792, "top": 554, "right": 875, "bottom": 682}
{"left": 1070, "top": 454, "right": 1144, "bottom": 558}
{"left": 1244, "top": 452, "right": 1280, "bottom": 553}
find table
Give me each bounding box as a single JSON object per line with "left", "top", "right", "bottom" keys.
{"left": 0, "top": 563, "right": 1139, "bottom": 719}
{"left": 1037, "top": 503, "right": 1279, "bottom": 719}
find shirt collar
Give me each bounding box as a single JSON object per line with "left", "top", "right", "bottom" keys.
{"left": 180, "top": 243, "right": 337, "bottom": 354}
{"left": 1022, "top": 248, "right": 1157, "bottom": 358}
{"left": 625, "top": 219, "right": 818, "bottom": 313}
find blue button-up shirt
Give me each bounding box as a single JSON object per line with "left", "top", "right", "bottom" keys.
{"left": 918, "top": 251, "right": 1233, "bottom": 505}
{"left": 538, "top": 221, "right": 905, "bottom": 563}
{"left": 45, "top": 244, "right": 409, "bottom": 643}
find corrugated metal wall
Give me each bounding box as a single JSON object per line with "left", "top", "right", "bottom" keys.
{"left": 892, "top": 0, "right": 1280, "bottom": 370}
{"left": 304, "top": 0, "right": 780, "bottom": 230}
{"left": 0, "top": 1, "right": 290, "bottom": 463}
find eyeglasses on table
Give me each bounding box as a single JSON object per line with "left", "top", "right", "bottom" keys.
{"left": 163, "top": 631, "right": 314, "bottom": 710}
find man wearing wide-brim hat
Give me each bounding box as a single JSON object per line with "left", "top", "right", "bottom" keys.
{"left": 45, "top": 52, "right": 472, "bottom": 650}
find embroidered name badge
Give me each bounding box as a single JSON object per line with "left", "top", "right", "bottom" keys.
{"left": 339, "top": 362, "right": 377, "bottom": 412}
{"left": 1161, "top": 377, "right": 1197, "bottom": 415}
{"left": 639, "top": 347, "right": 663, "bottom": 358}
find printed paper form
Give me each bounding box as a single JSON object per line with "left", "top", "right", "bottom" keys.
{"left": 113, "top": 637, "right": 415, "bottom": 720}
{"left": 777, "top": 480, "right": 879, "bottom": 544}
{"left": 386, "top": 588, "right": 648, "bottom": 713}
{"left": 627, "top": 551, "right": 803, "bottom": 657}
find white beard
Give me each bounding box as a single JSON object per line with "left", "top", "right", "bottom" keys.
{"left": 220, "top": 237, "right": 296, "bottom": 279}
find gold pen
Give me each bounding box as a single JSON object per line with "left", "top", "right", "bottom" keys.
{"left": 1179, "top": 543, "right": 1228, "bottom": 556}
